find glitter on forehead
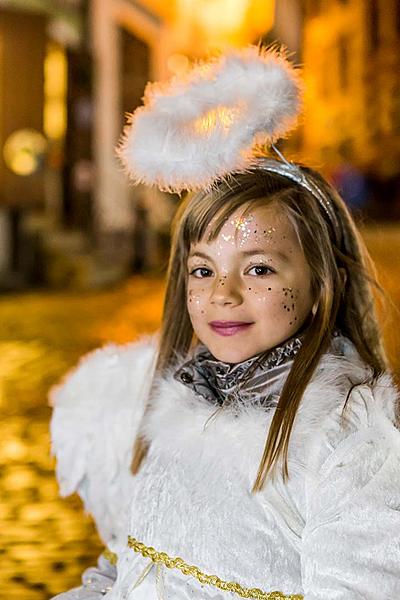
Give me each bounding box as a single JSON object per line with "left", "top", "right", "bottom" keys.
{"left": 214, "top": 212, "right": 281, "bottom": 248}
{"left": 234, "top": 215, "right": 254, "bottom": 231}
{"left": 221, "top": 233, "right": 234, "bottom": 242}
{"left": 233, "top": 214, "right": 254, "bottom": 247}
{"left": 263, "top": 227, "right": 276, "bottom": 239}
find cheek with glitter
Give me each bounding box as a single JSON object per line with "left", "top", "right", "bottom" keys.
{"left": 254, "top": 287, "right": 275, "bottom": 303}
{"left": 280, "top": 287, "right": 301, "bottom": 326}
{"left": 249, "top": 284, "right": 272, "bottom": 303}
{"left": 187, "top": 288, "right": 203, "bottom": 309}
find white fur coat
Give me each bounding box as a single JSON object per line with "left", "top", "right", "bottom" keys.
{"left": 50, "top": 338, "right": 400, "bottom": 599}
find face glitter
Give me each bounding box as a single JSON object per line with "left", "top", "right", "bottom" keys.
{"left": 262, "top": 226, "right": 276, "bottom": 242}
{"left": 234, "top": 215, "right": 255, "bottom": 247}
{"left": 186, "top": 203, "right": 313, "bottom": 363}
{"left": 221, "top": 233, "right": 234, "bottom": 243}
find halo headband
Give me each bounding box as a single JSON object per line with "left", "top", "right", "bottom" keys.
{"left": 117, "top": 46, "right": 302, "bottom": 192}
{"left": 262, "top": 150, "right": 341, "bottom": 235}
{"left": 117, "top": 45, "right": 340, "bottom": 237}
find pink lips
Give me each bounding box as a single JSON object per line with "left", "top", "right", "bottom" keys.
{"left": 209, "top": 320, "right": 254, "bottom": 337}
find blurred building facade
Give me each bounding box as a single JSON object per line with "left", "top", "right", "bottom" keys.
{"left": 0, "top": 0, "right": 399, "bottom": 290}
{"left": 89, "top": 0, "right": 277, "bottom": 277}
{"left": 0, "top": 0, "right": 278, "bottom": 289}
{"left": 301, "top": 0, "right": 400, "bottom": 214}
{"left": 0, "top": 0, "right": 92, "bottom": 288}
{"left": 0, "top": 8, "right": 47, "bottom": 284}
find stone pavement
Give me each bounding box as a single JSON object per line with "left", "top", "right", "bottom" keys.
{"left": 1, "top": 227, "right": 400, "bottom": 600}
{"left": 0, "top": 277, "right": 164, "bottom": 599}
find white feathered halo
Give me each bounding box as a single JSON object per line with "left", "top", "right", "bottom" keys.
{"left": 117, "top": 46, "right": 303, "bottom": 193}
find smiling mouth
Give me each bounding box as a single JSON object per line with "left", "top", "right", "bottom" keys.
{"left": 209, "top": 321, "right": 254, "bottom": 337}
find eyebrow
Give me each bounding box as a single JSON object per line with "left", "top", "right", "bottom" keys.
{"left": 189, "top": 249, "right": 289, "bottom": 261}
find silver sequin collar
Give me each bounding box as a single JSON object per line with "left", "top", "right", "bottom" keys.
{"left": 174, "top": 336, "right": 303, "bottom": 409}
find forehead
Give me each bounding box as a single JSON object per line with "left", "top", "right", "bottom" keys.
{"left": 196, "top": 202, "right": 300, "bottom": 251}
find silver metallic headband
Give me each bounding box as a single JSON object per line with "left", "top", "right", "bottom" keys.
{"left": 259, "top": 147, "right": 341, "bottom": 237}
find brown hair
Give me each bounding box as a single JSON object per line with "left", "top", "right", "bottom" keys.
{"left": 131, "top": 162, "right": 387, "bottom": 490}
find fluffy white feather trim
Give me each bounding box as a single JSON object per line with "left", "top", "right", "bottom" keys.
{"left": 117, "top": 46, "right": 302, "bottom": 192}
{"left": 49, "top": 337, "right": 156, "bottom": 544}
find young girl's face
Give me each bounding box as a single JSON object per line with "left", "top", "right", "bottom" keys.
{"left": 187, "top": 202, "right": 314, "bottom": 363}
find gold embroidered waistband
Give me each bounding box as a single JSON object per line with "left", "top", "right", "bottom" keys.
{"left": 126, "top": 535, "right": 303, "bottom": 600}
{"left": 103, "top": 548, "right": 118, "bottom": 566}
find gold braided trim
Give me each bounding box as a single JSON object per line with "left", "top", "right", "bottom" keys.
{"left": 103, "top": 548, "right": 118, "bottom": 566}
{"left": 127, "top": 535, "right": 303, "bottom": 600}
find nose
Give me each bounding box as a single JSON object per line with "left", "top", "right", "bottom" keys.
{"left": 210, "top": 274, "right": 243, "bottom": 307}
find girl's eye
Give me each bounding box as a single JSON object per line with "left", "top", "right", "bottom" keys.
{"left": 247, "top": 265, "right": 274, "bottom": 276}
{"left": 190, "top": 267, "right": 214, "bottom": 278}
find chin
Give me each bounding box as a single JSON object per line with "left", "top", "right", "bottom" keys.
{"left": 209, "top": 345, "right": 258, "bottom": 364}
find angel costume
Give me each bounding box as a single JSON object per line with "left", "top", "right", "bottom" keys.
{"left": 50, "top": 333, "right": 400, "bottom": 600}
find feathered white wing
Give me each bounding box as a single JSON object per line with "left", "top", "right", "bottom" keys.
{"left": 49, "top": 338, "right": 156, "bottom": 545}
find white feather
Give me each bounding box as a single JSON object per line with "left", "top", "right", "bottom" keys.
{"left": 49, "top": 337, "right": 156, "bottom": 544}
{"left": 49, "top": 338, "right": 400, "bottom": 599}
{"left": 116, "top": 46, "right": 302, "bottom": 193}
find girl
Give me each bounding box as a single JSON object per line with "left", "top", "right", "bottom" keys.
{"left": 50, "top": 48, "right": 400, "bottom": 600}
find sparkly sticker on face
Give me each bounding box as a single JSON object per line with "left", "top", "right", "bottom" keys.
{"left": 221, "top": 232, "right": 234, "bottom": 243}
{"left": 237, "top": 218, "right": 277, "bottom": 247}
{"left": 212, "top": 213, "right": 278, "bottom": 251}
{"left": 233, "top": 214, "right": 255, "bottom": 247}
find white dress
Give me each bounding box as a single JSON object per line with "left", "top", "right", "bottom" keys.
{"left": 49, "top": 337, "right": 400, "bottom": 599}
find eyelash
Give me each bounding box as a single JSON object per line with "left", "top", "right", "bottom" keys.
{"left": 189, "top": 264, "right": 275, "bottom": 278}
{"left": 189, "top": 267, "right": 213, "bottom": 278}
{"left": 247, "top": 265, "right": 275, "bottom": 276}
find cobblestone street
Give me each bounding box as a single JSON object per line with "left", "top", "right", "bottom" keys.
{"left": 0, "top": 277, "right": 164, "bottom": 599}
{"left": 1, "top": 227, "right": 400, "bottom": 600}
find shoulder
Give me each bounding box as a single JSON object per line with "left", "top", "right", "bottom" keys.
{"left": 284, "top": 351, "right": 400, "bottom": 527}
{"left": 297, "top": 350, "right": 400, "bottom": 473}
{"left": 50, "top": 336, "right": 156, "bottom": 416}
{"left": 49, "top": 336, "right": 157, "bottom": 543}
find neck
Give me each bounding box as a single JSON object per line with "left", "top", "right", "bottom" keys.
{"left": 174, "top": 334, "right": 303, "bottom": 409}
